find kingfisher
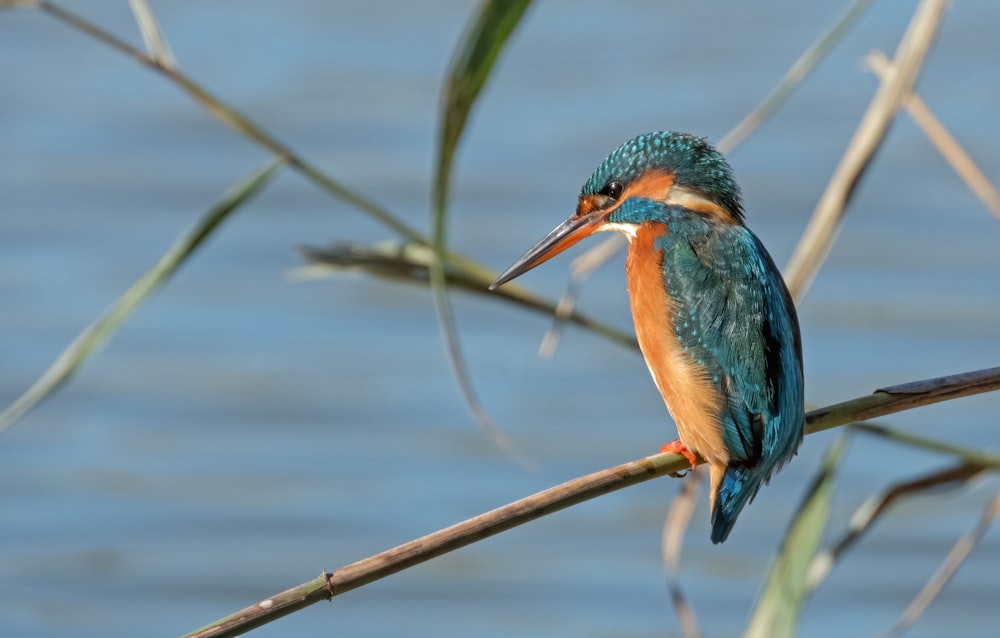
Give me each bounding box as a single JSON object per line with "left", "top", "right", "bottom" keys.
{"left": 490, "top": 131, "right": 804, "bottom": 543}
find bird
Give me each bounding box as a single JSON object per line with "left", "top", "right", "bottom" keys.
{"left": 489, "top": 131, "right": 804, "bottom": 543}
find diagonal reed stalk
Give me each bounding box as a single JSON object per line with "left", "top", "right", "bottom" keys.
{"left": 32, "top": 1, "right": 420, "bottom": 242}
{"left": 783, "top": 0, "right": 950, "bottom": 301}
{"left": 29, "top": 0, "right": 516, "bottom": 287}
{"left": 865, "top": 50, "right": 1000, "bottom": 221}
{"left": 181, "top": 366, "right": 1000, "bottom": 638}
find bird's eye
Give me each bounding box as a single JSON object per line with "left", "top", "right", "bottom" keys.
{"left": 600, "top": 181, "right": 624, "bottom": 200}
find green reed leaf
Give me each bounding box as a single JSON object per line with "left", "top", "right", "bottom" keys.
{"left": 428, "top": 0, "right": 532, "bottom": 453}
{"left": 0, "top": 157, "right": 286, "bottom": 432}
{"left": 745, "top": 434, "right": 849, "bottom": 638}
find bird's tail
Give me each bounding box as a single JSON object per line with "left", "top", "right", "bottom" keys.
{"left": 710, "top": 463, "right": 766, "bottom": 544}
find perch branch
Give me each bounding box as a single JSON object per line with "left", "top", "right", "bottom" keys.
{"left": 183, "top": 365, "right": 1000, "bottom": 638}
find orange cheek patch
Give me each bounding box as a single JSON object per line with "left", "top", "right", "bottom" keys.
{"left": 621, "top": 169, "right": 675, "bottom": 203}
{"left": 576, "top": 194, "right": 601, "bottom": 216}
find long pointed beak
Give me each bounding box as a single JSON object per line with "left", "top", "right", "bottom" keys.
{"left": 489, "top": 209, "right": 607, "bottom": 290}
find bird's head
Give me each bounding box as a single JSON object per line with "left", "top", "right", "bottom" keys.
{"left": 490, "top": 131, "right": 743, "bottom": 289}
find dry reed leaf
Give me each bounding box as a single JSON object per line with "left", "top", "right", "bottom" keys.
{"left": 866, "top": 50, "right": 1000, "bottom": 221}
{"left": 879, "top": 490, "right": 1000, "bottom": 638}
{"left": 661, "top": 469, "right": 703, "bottom": 638}
{"left": 806, "top": 463, "right": 985, "bottom": 591}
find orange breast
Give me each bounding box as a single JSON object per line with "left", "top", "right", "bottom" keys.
{"left": 625, "top": 223, "right": 730, "bottom": 469}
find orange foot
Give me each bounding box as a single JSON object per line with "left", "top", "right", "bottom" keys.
{"left": 659, "top": 439, "right": 699, "bottom": 475}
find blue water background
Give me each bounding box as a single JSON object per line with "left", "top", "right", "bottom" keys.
{"left": 1, "top": 1, "right": 999, "bottom": 636}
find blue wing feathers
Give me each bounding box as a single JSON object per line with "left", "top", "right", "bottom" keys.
{"left": 657, "top": 214, "right": 804, "bottom": 543}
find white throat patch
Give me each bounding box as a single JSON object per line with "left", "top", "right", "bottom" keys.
{"left": 599, "top": 222, "right": 638, "bottom": 241}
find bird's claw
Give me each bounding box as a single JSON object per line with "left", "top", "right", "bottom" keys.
{"left": 659, "top": 439, "right": 698, "bottom": 477}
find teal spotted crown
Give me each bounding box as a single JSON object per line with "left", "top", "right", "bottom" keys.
{"left": 581, "top": 131, "right": 744, "bottom": 221}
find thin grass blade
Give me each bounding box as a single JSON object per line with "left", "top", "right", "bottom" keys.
{"left": 428, "top": 0, "right": 531, "bottom": 454}
{"left": 717, "top": 0, "right": 877, "bottom": 153}
{"left": 0, "top": 157, "right": 285, "bottom": 432}
{"left": 745, "top": 434, "right": 849, "bottom": 638}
